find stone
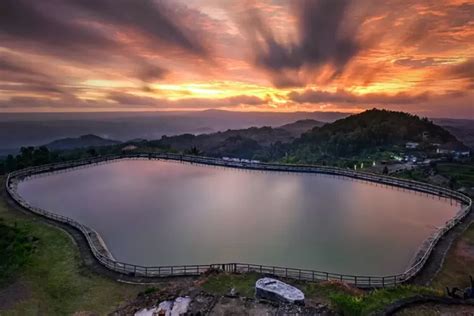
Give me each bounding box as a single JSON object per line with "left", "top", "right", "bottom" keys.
{"left": 255, "top": 278, "right": 305, "bottom": 305}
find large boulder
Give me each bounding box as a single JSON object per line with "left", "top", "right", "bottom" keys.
{"left": 255, "top": 278, "right": 305, "bottom": 305}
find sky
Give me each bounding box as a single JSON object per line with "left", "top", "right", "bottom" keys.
{"left": 0, "top": 0, "right": 473, "bottom": 118}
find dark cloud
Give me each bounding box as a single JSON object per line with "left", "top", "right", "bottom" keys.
{"left": 443, "top": 59, "right": 474, "bottom": 89}
{"left": 0, "top": 53, "right": 67, "bottom": 96}
{"left": 135, "top": 63, "right": 169, "bottom": 83}
{"left": 70, "top": 0, "right": 207, "bottom": 56}
{"left": 288, "top": 88, "right": 474, "bottom": 119}
{"left": 109, "top": 92, "right": 265, "bottom": 109}
{"left": 289, "top": 89, "right": 430, "bottom": 105}
{"left": 0, "top": 55, "right": 47, "bottom": 78}
{"left": 0, "top": 0, "right": 117, "bottom": 57}
{"left": 0, "top": 92, "right": 265, "bottom": 110}
{"left": 243, "top": 0, "right": 360, "bottom": 86}
{"left": 394, "top": 57, "right": 439, "bottom": 68}
{"left": 0, "top": 0, "right": 211, "bottom": 84}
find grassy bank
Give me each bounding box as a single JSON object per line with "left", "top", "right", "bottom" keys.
{"left": 202, "top": 272, "right": 440, "bottom": 315}
{"left": 0, "top": 178, "right": 144, "bottom": 315}
{"left": 432, "top": 221, "right": 474, "bottom": 290}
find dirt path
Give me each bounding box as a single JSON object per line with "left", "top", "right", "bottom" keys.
{"left": 0, "top": 280, "right": 31, "bottom": 310}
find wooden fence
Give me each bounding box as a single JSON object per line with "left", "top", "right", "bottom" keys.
{"left": 5, "top": 153, "right": 472, "bottom": 288}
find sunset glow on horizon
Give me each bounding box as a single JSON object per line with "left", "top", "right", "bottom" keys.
{"left": 0, "top": 0, "right": 473, "bottom": 118}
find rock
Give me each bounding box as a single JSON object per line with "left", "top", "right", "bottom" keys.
{"left": 255, "top": 278, "right": 305, "bottom": 305}
{"left": 134, "top": 296, "right": 191, "bottom": 316}
{"left": 170, "top": 296, "right": 191, "bottom": 315}
{"left": 134, "top": 307, "right": 159, "bottom": 316}
{"left": 226, "top": 287, "right": 239, "bottom": 298}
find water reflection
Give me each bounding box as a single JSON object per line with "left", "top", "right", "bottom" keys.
{"left": 17, "top": 160, "right": 458, "bottom": 275}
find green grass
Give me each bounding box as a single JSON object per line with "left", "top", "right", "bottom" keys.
{"left": 436, "top": 163, "right": 474, "bottom": 188}
{"left": 0, "top": 178, "right": 145, "bottom": 315}
{"left": 328, "top": 285, "right": 441, "bottom": 316}
{"left": 432, "top": 221, "right": 474, "bottom": 290}
{"left": 0, "top": 221, "right": 36, "bottom": 285}
{"left": 201, "top": 272, "right": 260, "bottom": 297}
{"left": 201, "top": 272, "right": 441, "bottom": 315}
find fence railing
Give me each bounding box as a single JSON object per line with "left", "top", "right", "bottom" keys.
{"left": 5, "top": 153, "right": 472, "bottom": 288}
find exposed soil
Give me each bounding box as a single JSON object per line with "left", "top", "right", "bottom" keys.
{"left": 394, "top": 303, "right": 474, "bottom": 315}
{"left": 0, "top": 280, "right": 31, "bottom": 310}
{"left": 455, "top": 239, "right": 474, "bottom": 260}
{"left": 113, "top": 288, "right": 335, "bottom": 316}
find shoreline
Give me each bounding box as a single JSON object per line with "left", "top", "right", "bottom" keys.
{"left": 5, "top": 153, "right": 472, "bottom": 288}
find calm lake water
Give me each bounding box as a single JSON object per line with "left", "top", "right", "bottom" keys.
{"left": 17, "top": 159, "right": 459, "bottom": 276}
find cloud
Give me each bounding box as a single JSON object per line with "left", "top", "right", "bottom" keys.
{"left": 0, "top": 53, "right": 67, "bottom": 96}
{"left": 288, "top": 88, "right": 474, "bottom": 119}
{"left": 240, "top": 0, "right": 360, "bottom": 87}
{"left": 0, "top": 0, "right": 212, "bottom": 84}
{"left": 70, "top": 0, "right": 207, "bottom": 56}
{"left": 289, "top": 89, "right": 431, "bottom": 105}
{"left": 109, "top": 92, "right": 265, "bottom": 109}
{"left": 442, "top": 59, "right": 474, "bottom": 89}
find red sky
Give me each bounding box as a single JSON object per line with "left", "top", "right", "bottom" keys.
{"left": 0, "top": 0, "right": 473, "bottom": 118}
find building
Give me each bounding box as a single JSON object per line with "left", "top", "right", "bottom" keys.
{"left": 121, "top": 145, "right": 138, "bottom": 151}
{"left": 406, "top": 142, "right": 419, "bottom": 149}
{"left": 436, "top": 144, "right": 471, "bottom": 157}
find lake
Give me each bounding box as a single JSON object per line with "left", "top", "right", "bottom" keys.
{"left": 17, "top": 159, "right": 459, "bottom": 276}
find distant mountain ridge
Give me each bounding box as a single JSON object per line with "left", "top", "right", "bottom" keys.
{"left": 45, "top": 134, "right": 121, "bottom": 151}
{"left": 279, "top": 119, "right": 325, "bottom": 137}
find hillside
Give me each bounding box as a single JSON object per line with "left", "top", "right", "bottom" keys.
{"left": 435, "top": 118, "right": 474, "bottom": 149}
{"left": 45, "top": 134, "right": 121, "bottom": 151}
{"left": 279, "top": 119, "right": 325, "bottom": 137}
{"left": 289, "top": 109, "right": 466, "bottom": 162}
{"left": 147, "top": 118, "right": 333, "bottom": 159}
{"left": 149, "top": 126, "right": 293, "bottom": 159}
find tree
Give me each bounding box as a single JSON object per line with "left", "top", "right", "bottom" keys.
{"left": 87, "top": 148, "right": 97, "bottom": 157}
{"left": 383, "top": 166, "right": 389, "bottom": 175}
{"left": 5, "top": 155, "right": 16, "bottom": 172}
{"left": 187, "top": 146, "right": 202, "bottom": 156}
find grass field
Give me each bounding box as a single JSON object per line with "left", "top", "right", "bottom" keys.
{"left": 201, "top": 272, "right": 440, "bottom": 315}
{"left": 0, "top": 178, "right": 145, "bottom": 315}
{"left": 432, "top": 221, "right": 474, "bottom": 290}
{"left": 436, "top": 163, "right": 474, "bottom": 188}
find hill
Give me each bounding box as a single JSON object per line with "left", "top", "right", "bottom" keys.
{"left": 434, "top": 118, "right": 474, "bottom": 149}
{"left": 45, "top": 134, "right": 121, "bottom": 151}
{"left": 147, "top": 119, "right": 327, "bottom": 160}
{"left": 279, "top": 119, "right": 325, "bottom": 137}
{"left": 288, "top": 109, "right": 466, "bottom": 162}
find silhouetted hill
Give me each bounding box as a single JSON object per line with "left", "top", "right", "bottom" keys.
{"left": 434, "top": 118, "right": 474, "bottom": 149}
{"left": 289, "top": 109, "right": 466, "bottom": 161}
{"left": 149, "top": 126, "right": 293, "bottom": 158}
{"left": 279, "top": 119, "right": 325, "bottom": 137}
{"left": 45, "top": 134, "right": 121, "bottom": 151}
